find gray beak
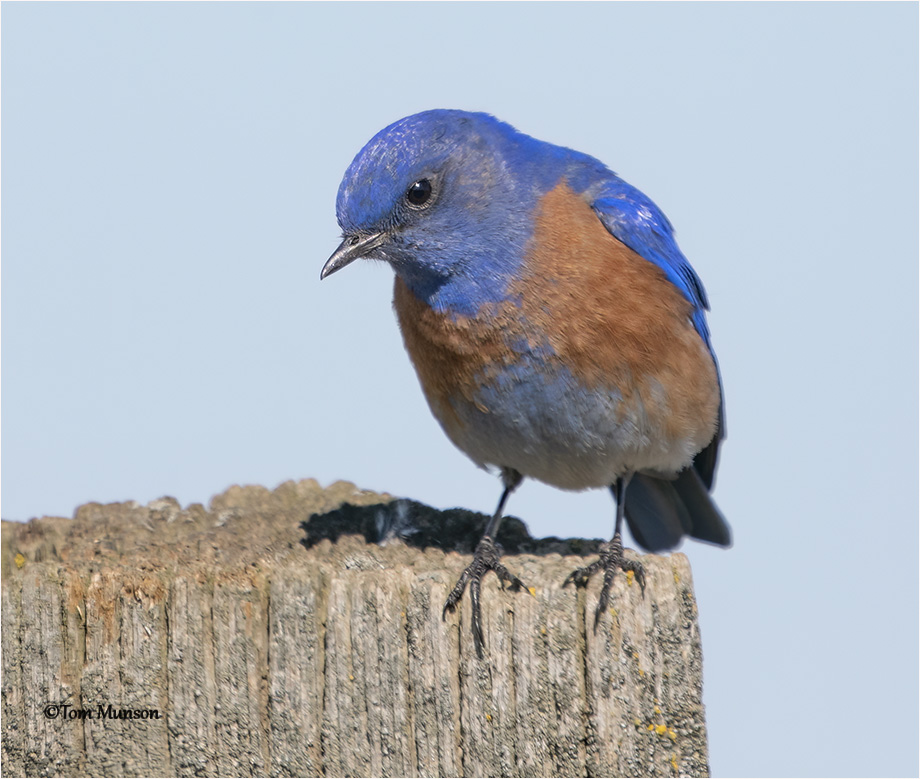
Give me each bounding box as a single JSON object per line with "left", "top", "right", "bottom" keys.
{"left": 320, "top": 232, "right": 388, "bottom": 280}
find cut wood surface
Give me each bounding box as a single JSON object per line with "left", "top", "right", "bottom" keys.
{"left": 1, "top": 479, "right": 711, "bottom": 777}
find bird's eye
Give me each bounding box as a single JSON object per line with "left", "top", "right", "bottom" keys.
{"left": 406, "top": 179, "right": 433, "bottom": 208}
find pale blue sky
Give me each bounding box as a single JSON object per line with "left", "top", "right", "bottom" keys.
{"left": 2, "top": 3, "right": 917, "bottom": 776}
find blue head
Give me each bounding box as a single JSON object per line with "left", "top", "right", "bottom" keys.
{"left": 321, "top": 110, "right": 610, "bottom": 315}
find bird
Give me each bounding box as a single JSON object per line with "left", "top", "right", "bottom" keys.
{"left": 321, "top": 110, "right": 731, "bottom": 657}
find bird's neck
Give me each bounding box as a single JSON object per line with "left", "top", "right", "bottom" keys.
{"left": 392, "top": 258, "right": 519, "bottom": 321}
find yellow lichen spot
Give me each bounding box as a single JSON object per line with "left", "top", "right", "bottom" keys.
{"left": 668, "top": 728, "right": 677, "bottom": 740}
{"left": 633, "top": 718, "right": 642, "bottom": 727}
{"left": 485, "top": 713, "right": 492, "bottom": 722}
{"left": 348, "top": 674, "right": 354, "bottom": 682}
{"left": 673, "top": 570, "right": 681, "bottom": 584}
{"left": 626, "top": 569, "right": 635, "bottom": 585}
{"left": 655, "top": 724, "right": 668, "bottom": 736}
{"left": 654, "top": 706, "right": 661, "bottom": 715}
{"left": 541, "top": 626, "right": 547, "bottom": 635}
{"left": 14, "top": 553, "right": 25, "bottom": 568}
{"left": 633, "top": 652, "right": 645, "bottom": 675}
{"left": 528, "top": 586, "right": 537, "bottom": 597}
{"left": 647, "top": 724, "right": 655, "bottom": 732}
{"left": 670, "top": 754, "right": 679, "bottom": 772}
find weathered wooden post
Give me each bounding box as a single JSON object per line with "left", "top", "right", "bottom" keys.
{"left": 2, "top": 480, "right": 711, "bottom": 777}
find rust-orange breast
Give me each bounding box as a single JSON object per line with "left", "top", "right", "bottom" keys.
{"left": 391, "top": 181, "right": 720, "bottom": 483}
{"left": 512, "top": 182, "right": 720, "bottom": 451}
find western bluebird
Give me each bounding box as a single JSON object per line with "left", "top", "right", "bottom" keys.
{"left": 322, "top": 110, "right": 730, "bottom": 657}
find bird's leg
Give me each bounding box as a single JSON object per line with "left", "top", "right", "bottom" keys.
{"left": 563, "top": 474, "right": 646, "bottom": 630}
{"left": 443, "top": 468, "right": 527, "bottom": 658}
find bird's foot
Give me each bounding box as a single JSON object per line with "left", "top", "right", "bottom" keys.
{"left": 443, "top": 536, "right": 527, "bottom": 658}
{"left": 563, "top": 533, "right": 646, "bottom": 630}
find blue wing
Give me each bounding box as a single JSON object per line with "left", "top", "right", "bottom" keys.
{"left": 591, "top": 176, "right": 726, "bottom": 492}
{"left": 591, "top": 177, "right": 713, "bottom": 350}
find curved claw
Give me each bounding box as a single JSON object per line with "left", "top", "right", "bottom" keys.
{"left": 563, "top": 535, "right": 646, "bottom": 632}
{"left": 442, "top": 536, "right": 528, "bottom": 658}
{"left": 594, "top": 556, "right": 646, "bottom": 628}
{"left": 563, "top": 558, "right": 604, "bottom": 589}
{"left": 470, "top": 571, "right": 485, "bottom": 655}
{"left": 443, "top": 564, "right": 472, "bottom": 619}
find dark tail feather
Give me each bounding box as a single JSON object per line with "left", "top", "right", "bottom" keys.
{"left": 693, "top": 435, "right": 720, "bottom": 491}
{"left": 625, "top": 468, "right": 732, "bottom": 553}
{"left": 623, "top": 473, "right": 692, "bottom": 551}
